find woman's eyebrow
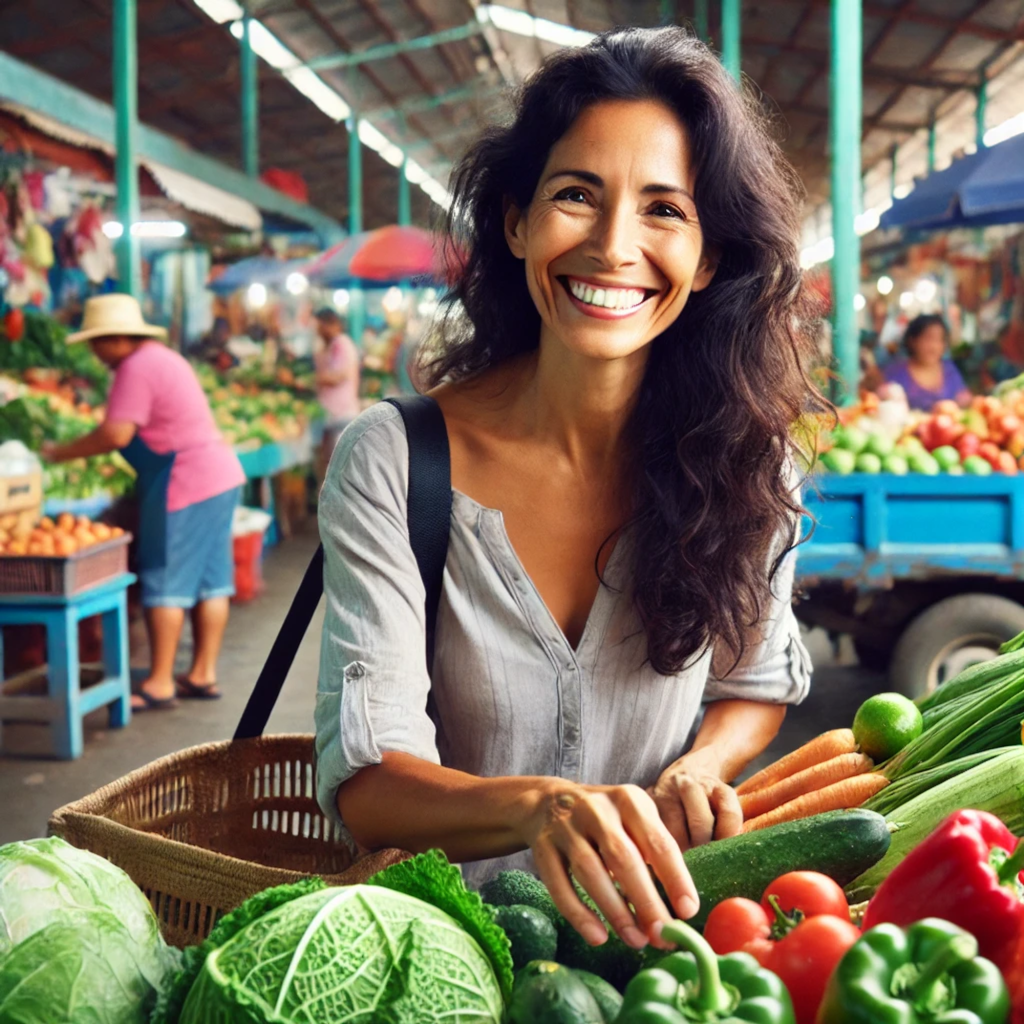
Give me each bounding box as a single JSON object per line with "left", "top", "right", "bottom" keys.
{"left": 546, "top": 169, "right": 694, "bottom": 203}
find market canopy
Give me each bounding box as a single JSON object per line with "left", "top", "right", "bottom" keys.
{"left": 880, "top": 132, "right": 1024, "bottom": 232}
{"left": 207, "top": 256, "right": 308, "bottom": 295}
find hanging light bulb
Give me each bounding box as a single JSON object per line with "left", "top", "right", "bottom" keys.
{"left": 877, "top": 275, "right": 894, "bottom": 296}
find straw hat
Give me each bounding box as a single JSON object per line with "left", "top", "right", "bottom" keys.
{"left": 67, "top": 294, "right": 167, "bottom": 344}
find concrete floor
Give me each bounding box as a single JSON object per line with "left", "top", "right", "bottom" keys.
{"left": 1, "top": 530, "right": 884, "bottom": 845}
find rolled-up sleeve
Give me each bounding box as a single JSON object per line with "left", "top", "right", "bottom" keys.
{"left": 704, "top": 539, "right": 812, "bottom": 706}
{"left": 314, "top": 406, "right": 441, "bottom": 835}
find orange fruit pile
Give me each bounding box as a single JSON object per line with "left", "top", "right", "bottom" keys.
{"left": 0, "top": 514, "right": 124, "bottom": 557}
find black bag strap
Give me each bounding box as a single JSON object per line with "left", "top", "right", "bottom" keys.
{"left": 233, "top": 395, "right": 452, "bottom": 740}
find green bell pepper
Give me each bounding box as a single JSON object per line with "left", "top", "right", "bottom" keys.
{"left": 615, "top": 920, "right": 795, "bottom": 1024}
{"left": 817, "top": 917, "right": 1010, "bottom": 1024}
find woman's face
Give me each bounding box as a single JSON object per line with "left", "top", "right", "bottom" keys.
{"left": 505, "top": 98, "right": 715, "bottom": 365}
{"left": 910, "top": 324, "right": 947, "bottom": 366}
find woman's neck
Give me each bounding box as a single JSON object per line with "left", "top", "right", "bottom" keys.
{"left": 512, "top": 341, "right": 647, "bottom": 472}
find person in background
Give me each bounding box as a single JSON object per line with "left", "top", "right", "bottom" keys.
{"left": 43, "top": 294, "right": 245, "bottom": 710}
{"left": 314, "top": 307, "right": 361, "bottom": 474}
{"left": 885, "top": 313, "right": 971, "bottom": 411}
{"left": 193, "top": 316, "right": 238, "bottom": 371}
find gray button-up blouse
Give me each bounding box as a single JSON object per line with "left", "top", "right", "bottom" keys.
{"left": 315, "top": 401, "right": 812, "bottom": 888}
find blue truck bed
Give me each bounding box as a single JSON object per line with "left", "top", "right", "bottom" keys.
{"left": 798, "top": 473, "right": 1024, "bottom": 584}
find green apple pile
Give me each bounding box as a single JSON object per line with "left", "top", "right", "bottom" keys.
{"left": 820, "top": 425, "right": 996, "bottom": 477}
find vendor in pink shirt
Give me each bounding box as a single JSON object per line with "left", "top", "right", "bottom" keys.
{"left": 313, "top": 307, "right": 361, "bottom": 474}
{"left": 43, "top": 294, "right": 245, "bottom": 711}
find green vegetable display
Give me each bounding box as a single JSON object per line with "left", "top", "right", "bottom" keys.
{"left": 481, "top": 870, "right": 643, "bottom": 990}
{"left": 615, "top": 920, "right": 795, "bottom": 1024}
{"left": 0, "top": 395, "right": 135, "bottom": 500}
{"left": 167, "top": 851, "right": 511, "bottom": 1024}
{"left": 508, "top": 960, "right": 617, "bottom": 1024}
{"left": 494, "top": 904, "right": 559, "bottom": 970}
{"left": 817, "top": 919, "right": 1009, "bottom": 1024}
{"left": 0, "top": 837, "right": 179, "bottom": 1024}
{"left": 0, "top": 311, "right": 109, "bottom": 393}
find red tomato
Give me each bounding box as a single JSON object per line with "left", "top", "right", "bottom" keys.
{"left": 1007, "top": 431, "right": 1024, "bottom": 460}
{"left": 999, "top": 451, "right": 1019, "bottom": 476}
{"left": 703, "top": 898, "right": 773, "bottom": 964}
{"left": 980, "top": 441, "right": 1003, "bottom": 469}
{"left": 767, "top": 915, "right": 861, "bottom": 1024}
{"left": 956, "top": 432, "right": 982, "bottom": 459}
{"left": 3, "top": 308, "right": 24, "bottom": 342}
{"left": 760, "top": 871, "right": 849, "bottom": 921}
{"left": 920, "top": 413, "right": 962, "bottom": 450}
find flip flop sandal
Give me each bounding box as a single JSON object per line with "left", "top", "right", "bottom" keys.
{"left": 132, "top": 688, "right": 178, "bottom": 711}
{"left": 175, "top": 676, "right": 223, "bottom": 701}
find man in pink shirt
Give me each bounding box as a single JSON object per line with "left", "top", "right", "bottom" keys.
{"left": 44, "top": 295, "right": 245, "bottom": 711}
{"left": 313, "top": 308, "right": 360, "bottom": 476}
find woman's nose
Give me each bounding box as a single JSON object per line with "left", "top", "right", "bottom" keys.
{"left": 586, "top": 204, "right": 641, "bottom": 270}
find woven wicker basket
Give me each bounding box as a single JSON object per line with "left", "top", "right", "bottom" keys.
{"left": 48, "top": 734, "right": 409, "bottom": 948}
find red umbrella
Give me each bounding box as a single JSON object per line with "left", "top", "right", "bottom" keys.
{"left": 348, "top": 225, "right": 439, "bottom": 282}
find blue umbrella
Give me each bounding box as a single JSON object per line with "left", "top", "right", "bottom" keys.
{"left": 207, "top": 256, "right": 308, "bottom": 295}
{"left": 960, "top": 132, "right": 1024, "bottom": 221}
{"left": 879, "top": 132, "right": 1024, "bottom": 232}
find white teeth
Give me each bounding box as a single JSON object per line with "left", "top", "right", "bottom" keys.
{"left": 566, "top": 278, "right": 646, "bottom": 310}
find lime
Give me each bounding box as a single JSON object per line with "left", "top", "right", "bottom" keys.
{"left": 853, "top": 692, "right": 924, "bottom": 761}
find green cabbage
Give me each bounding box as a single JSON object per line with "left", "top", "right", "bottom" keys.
{"left": 0, "top": 838, "right": 179, "bottom": 1022}
{"left": 180, "top": 884, "right": 505, "bottom": 1024}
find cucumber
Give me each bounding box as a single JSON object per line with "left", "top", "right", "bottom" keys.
{"left": 678, "top": 809, "right": 891, "bottom": 931}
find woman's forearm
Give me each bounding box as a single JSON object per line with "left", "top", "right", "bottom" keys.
{"left": 688, "top": 699, "right": 787, "bottom": 782}
{"left": 337, "top": 751, "right": 557, "bottom": 862}
{"left": 46, "top": 421, "right": 135, "bottom": 462}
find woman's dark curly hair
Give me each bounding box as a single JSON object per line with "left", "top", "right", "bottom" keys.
{"left": 427, "top": 26, "right": 827, "bottom": 674}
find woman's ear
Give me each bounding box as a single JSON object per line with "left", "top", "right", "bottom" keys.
{"left": 504, "top": 199, "right": 527, "bottom": 260}
{"left": 691, "top": 245, "right": 719, "bottom": 293}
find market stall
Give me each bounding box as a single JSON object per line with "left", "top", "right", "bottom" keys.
{"left": 4, "top": 632, "right": 1024, "bottom": 1022}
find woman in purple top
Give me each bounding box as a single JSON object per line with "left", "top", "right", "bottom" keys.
{"left": 885, "top": 314, "right": 971, "bottom": 411}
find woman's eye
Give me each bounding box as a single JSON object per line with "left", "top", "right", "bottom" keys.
{"left": 555, "top": 187, "right": 589, "bottom": 203}
{"left": 650, "top": 202, "right": 686, "bottom": 220}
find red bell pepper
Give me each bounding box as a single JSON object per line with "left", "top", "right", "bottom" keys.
{"left": 863, "top": 809, "right": 1024, "bottom": 974}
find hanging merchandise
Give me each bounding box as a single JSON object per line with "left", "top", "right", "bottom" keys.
{"left": 70, "top": 204, "right": 115, "bottom": 284}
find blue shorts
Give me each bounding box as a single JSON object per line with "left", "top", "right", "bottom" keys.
{"left": 141, "top": 487, "right": 241, "bottom": 609}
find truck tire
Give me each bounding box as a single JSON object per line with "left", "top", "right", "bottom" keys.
{"left": 889, "top": 594, "right": 1024, "bottom": 699}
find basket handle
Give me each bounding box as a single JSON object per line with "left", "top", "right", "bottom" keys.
{"left": 233, "top": 395, "right": 452, "bottom": 740}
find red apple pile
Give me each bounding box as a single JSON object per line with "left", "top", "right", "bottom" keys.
{"left": 916, "top": 397, "right": 1023, "bottom": 475}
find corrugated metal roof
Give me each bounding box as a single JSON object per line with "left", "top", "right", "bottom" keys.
{"left": 1, "top": 0, "right": 1022, "bottom": 227}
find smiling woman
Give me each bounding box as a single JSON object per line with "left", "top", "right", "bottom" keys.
{"left": 316, "top": 27, "right": 827, "bottom": 959}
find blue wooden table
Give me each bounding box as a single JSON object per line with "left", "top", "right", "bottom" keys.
{"left": 0, "top": 573, "right": 136, "bottom": 758}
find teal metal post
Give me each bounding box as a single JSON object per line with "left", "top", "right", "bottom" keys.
{"left": 660, "top": 0, "right": 676, "bottom": 24}
{"left": 113, "top": 0, "right": 140, "bottom": 298}
{"left": 927, "top": 120, "right": 936, "bottom": 172}
{"left": 398, "top": 156, "right": 412, "bottom": 227}
{"left": 976, "top": 78, "right": 987, "bottom": 148}
{"left": 721, "top": 0, "right": 740, "bottom": 79}
{"left": 348, "top": 115, "right": 365, "bottom": 346}
{"left": 240, "top": 13, "right": 258, "bottom": 177}
{"left": 694, "top": 0, "right": 710, "bottom": 41}
{"left": 830, "top": 0, "right": 862, "bottom": 403}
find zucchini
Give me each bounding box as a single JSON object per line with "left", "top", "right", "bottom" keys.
{"left": 508, "top": 961, "right": 607, "bottom": 1024}
{"left": 677, "top": 808, "right": 891, "bottom": 931}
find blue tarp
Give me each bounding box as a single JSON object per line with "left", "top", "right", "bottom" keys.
{"left": 879, "top": 132, "right": 1024, "bottom": 232}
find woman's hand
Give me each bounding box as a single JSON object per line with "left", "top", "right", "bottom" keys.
{"left": 647, "top": 748, "right": 743, "bottom": 849}
{"left": 521, "top": 781, "right": 700, "bottom": 950}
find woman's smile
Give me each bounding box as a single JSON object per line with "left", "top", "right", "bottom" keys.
{"left": 559, "top": 275, "right": 657, "bottom": 318}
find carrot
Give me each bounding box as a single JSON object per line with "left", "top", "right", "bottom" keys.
{"left": 741, "top": 773, "right": 890, "bottom": 832}
{"left": 738, "top": 752, "right": 874, "bottom": 820}
{"left": 735, "top": 729, "right": 857, "bottom": 796}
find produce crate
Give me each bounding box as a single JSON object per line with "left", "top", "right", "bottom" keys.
{"left": 0, "top": 534, "right": 131, "bottom": 598}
